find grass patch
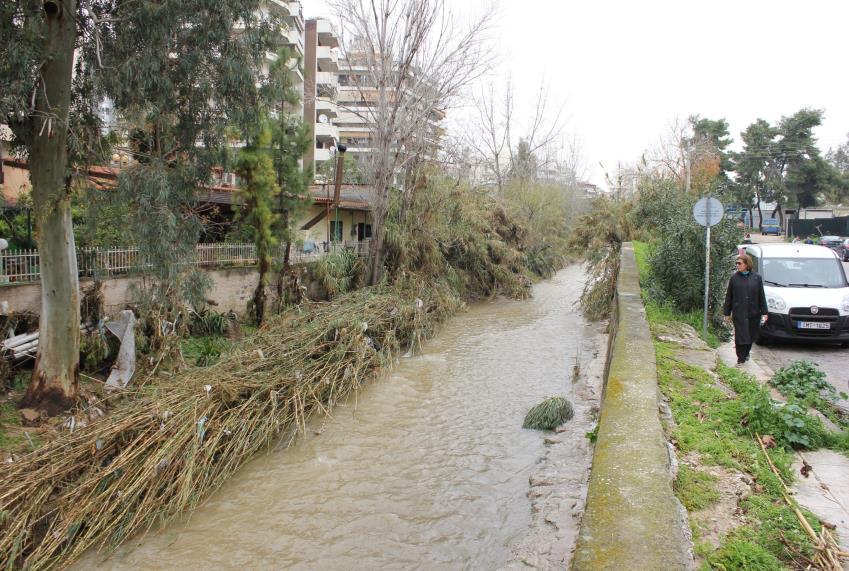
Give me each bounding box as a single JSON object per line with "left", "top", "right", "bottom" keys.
{"left": 0, "top": 400, "right": 23, "bottom": 450}
{"left": 180, "top": 336, "right": 232, "bottom": 367}
{"left": 655, "top": 342, "right": 822, "bottom": 567}
{"left": 674, "top": 464, "right": 720, "bottom": 511}
{"left": 705, "top": 538, "right": 783, "bottom": 571}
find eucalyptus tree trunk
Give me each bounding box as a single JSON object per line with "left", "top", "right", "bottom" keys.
{"left": 21, "top": 0, "right": 81, "bottom": 415}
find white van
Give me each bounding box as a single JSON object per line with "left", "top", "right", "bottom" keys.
{"left": 743, "top": 243, "right": 849, "bottom": 345}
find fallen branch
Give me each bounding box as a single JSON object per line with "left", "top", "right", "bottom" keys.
{"left": 756, "top": 434, "right": 846, "bottom": 570}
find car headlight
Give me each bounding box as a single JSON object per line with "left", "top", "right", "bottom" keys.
{"left": 767, "top": 294, "right": 786, "bottom": 311}
{"left": 842, "top": 295, "right": 849, "bottom": 313}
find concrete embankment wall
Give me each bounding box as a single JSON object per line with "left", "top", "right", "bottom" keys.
{"left": 1, "top": 265, "right": 325, "bottom": 317}
{"left": 572, "top": 243, "right": 692, "bottom": 570}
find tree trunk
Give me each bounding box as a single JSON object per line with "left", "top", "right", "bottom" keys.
{"left": 366, "top": 186, "right": 389, "bottom": 286}
{"left": 755, "top": 192, "right": 763, "bottom": 231}
{"left": 21, "top": 0, "right": 80, "bottom": 415}
{"left": 253, "top": 256, "right": 269, "bottom": 326}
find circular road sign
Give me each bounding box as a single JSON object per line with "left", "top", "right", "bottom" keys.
{"left": 693, "top": 197, "right": 724, "bottom": 227}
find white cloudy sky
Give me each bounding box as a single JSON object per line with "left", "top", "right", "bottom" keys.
{"left": 305, "top": 0, "right": 849, "bottom": 187}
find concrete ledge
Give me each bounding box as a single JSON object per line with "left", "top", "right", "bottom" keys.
{"left": 572, "top": 243, "right": 691, "bottom": 570}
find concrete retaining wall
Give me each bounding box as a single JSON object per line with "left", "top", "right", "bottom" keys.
{"left": 0, "top": 265, "right": 325, "bottom": 318}
{"left": 572, "top": 243, "right": 692, "bottom": 570}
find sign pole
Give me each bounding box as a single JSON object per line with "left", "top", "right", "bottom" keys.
{"left": 693, "top": 197, "right": 723, "bottom": 343}
{"left": 703, "top": 224, "right": 711, "bottom": 341}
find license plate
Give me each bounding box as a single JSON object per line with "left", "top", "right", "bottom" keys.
{"left": 796, "top": 321, "right": 831, "bottom": 330}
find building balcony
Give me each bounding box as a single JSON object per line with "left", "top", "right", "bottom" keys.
{"left": 287, "top": 59, "right": 304, "bottom": 83}
{"left": 276, "top": 27, "right": 304, "bottom": 56}
{"left": 316, "top": 45, "right": 338, "bottom": 72}
{"left": 314, "top": 147, "right": 333, "bottom": 163}
{"left": 316, "top": 71, "right": 338, "bottom": 88}
{"left": 315, "top": 98, "right": 339, "bottom": 118}
{"left": 315, "top": 19, "right": 339, "bottom": 48}
{"left": 287, "top": 2, "right": 304, "bottom": 31}
{"left": 315, "top": 122, "right": 339, "bottom": 143}
{"left": 266, "top": 0, "right": 291, "bottom": 16}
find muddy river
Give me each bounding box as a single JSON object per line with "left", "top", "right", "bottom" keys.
{"left": 80, "top": 265, "right": 596, "bottom": 570}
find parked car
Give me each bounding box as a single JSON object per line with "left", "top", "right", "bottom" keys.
{"left": 760, "top": 218, "right": 781, "bottom": 236}
{"left": 819, "top": 235, "right": 843, "bottom": 249}
{"left": 743, "top": 243, "right": 849, "bottom": 346}
{"left": 837, "top": 238, "right": 849, "bottom": 262}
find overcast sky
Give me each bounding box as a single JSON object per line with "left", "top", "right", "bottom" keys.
{"left": 305, "top": 0, "right": 849, "bottom": 187}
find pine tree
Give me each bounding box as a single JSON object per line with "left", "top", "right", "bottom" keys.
{"left": 236, "top": 126, "right": 278, "bottom": 326}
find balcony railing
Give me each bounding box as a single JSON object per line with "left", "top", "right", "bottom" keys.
{"left": 0, "top": 241, "right": 370, "bottom": 286}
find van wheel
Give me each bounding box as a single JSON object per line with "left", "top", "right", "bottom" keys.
{"left": 756, "top": 337, "right": 770, "bottom": 346}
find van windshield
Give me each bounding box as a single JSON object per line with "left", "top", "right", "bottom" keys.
{"left": 761, "top": 258, "right": 848, "bottom": 288}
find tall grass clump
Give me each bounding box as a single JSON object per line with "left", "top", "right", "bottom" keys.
{"left": 313, "top": 248, "right": 362, "bottom": 298}
{"left": 384, "top": 172, "right": 570, "bottom": 299}
{"left": 523, "top": 396, "right": 574, "bottom": 430}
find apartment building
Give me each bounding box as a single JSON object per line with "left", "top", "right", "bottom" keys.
{"left": 303, "top": 18, "right": 341, "bottom": 175}
{"left": 257, "top": 0, "right": 306, "bottom": 119}
{"left": 334, "top": 56, "right": 445, "bottom": 170}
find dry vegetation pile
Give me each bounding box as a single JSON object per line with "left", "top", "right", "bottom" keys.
{"left": 0, "top": 278, "right": 460, "bottom": 568}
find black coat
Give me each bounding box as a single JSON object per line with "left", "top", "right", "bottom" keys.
{"left": 723, "top": 271, "right": 768, "bottom": 345}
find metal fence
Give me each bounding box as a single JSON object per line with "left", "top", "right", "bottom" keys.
{"left": 0, "top": 240, "right": 370, "bottom": 285}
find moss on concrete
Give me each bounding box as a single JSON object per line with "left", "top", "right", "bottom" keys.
{"left": 573, "top": 243, "right": 692, "bottom": 570}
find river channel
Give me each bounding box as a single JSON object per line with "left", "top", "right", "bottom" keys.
{"left": 81, "top": 265, "right": 596, "bottom": 570}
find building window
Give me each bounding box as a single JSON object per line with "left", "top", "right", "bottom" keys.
{"left": 357, "top": 222, "right": 372, "bottom": 240}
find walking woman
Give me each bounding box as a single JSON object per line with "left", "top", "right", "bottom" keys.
{"left": 722, "top": 253, "right": 768, "bottom": 365}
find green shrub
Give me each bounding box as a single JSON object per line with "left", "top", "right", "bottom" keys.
{"left": 634, "top": 181, "right": 739, "bottom": 315}
{"left": 770, "top": 360, "right": 845, "bottom": 408}
{"left": 722, "top": 364, "right": 828, "bottom": 450}
{"left": 79, "top": 332, "right": 110, "bottom": 372}
{"left": 181, "top": 336, "right": 229, "bottom": 367}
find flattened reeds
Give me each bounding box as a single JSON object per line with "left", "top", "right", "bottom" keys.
{"left": 0, "top": 278, "right": 460, "bottom": 569}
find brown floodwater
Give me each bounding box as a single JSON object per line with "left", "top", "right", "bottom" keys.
{"left": 79, "top": 265, "right": 593, "bottom": 570}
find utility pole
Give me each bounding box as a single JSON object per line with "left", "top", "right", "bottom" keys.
{"left": 332, "top": 144, "right": 347, "bottom": 247}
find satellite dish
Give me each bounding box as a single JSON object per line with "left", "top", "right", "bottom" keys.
{"left": 318, "top": 114, "right": 329, "bottom": 124}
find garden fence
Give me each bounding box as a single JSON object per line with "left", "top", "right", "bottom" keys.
{"left": 0, "top": 240, "right": 369, "bottom": 285}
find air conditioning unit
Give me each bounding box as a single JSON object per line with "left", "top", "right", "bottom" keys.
{"left": 222, "top": 172, "right": 237, "bottom": 186}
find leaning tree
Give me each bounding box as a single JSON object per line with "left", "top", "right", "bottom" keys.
{"left": 1, "top": 0, "right": 277, "bottom": 413}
